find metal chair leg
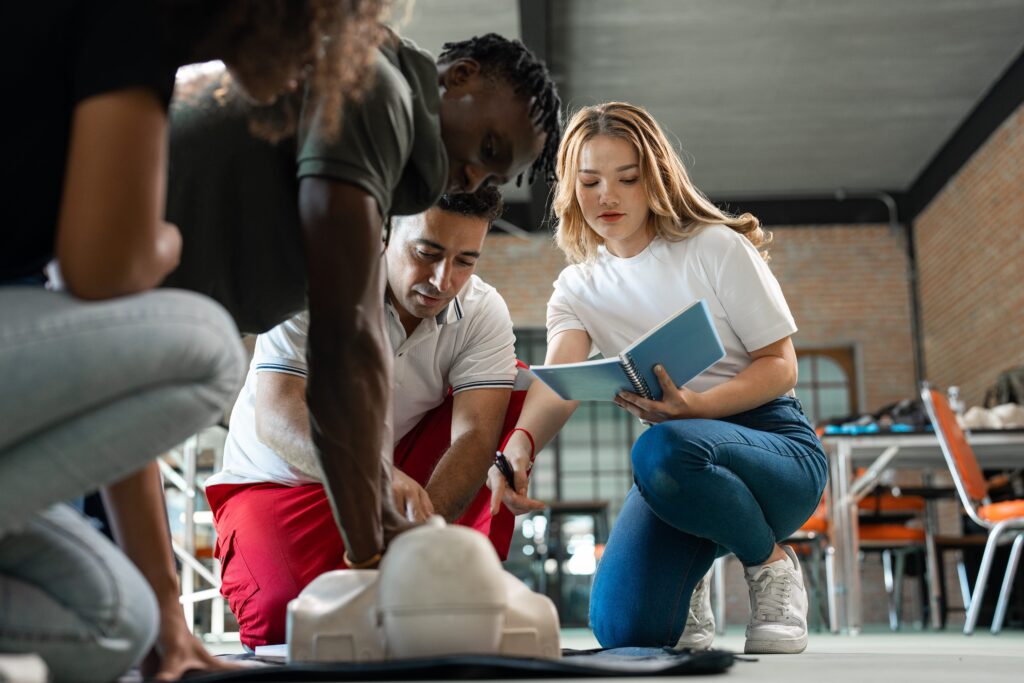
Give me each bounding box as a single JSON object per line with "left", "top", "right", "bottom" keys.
{"left": 956, "top": 552, "right": 972, "bottom": 615}
{"left": 893, "top": 550, "right": 907, "bottom": 629}
{"left": 923, "top": 486, "right": 943, "bottom": 629}
{"left": 882, "top": 549, "right": 898, "bottom": 631}
{"left": 713, "top": 555, "right": 727, "bottom": 635}
{"left": 825, "top": 545, "right": 839, "bottom": 634}
{"left": 991, "top": 534, "right": 1024, "bottom": 635}
{"left": 965, "top": 529, "right": 1004, "bottom": 635}
{"left": 806, "top": 544, "right": 824, "bottom": 632}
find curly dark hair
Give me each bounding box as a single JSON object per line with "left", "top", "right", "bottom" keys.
{"left": 437, "top": 186, "right": 504, "bottom": 224}
{"left": 438, "top": 33, "right": 562, "bottom": 186}
{"left": 167, "top": 0, "right": 387, "bottom": 143}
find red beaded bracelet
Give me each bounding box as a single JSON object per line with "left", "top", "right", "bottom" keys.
{"left": 500, "top": 427, "right": 536, "bottom": 463}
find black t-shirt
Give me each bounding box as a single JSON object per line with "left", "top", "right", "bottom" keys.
{"left": 1, "top": 1, "right": 176, "bottom": 282}
{"left": 164, "top": 35, "right": 447, "bottom": 334}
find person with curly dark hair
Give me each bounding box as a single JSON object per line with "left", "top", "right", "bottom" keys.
{"left": 165, "top": 31, "right": 562, "bottom": 576}
{"left": 0, "top": 2, "right": 387, "bottom": 681}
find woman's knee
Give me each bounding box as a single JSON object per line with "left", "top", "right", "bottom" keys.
{"left": 590, "top": 584, "right": 647, "bottom": 648}
{"left": 83, "top": 562, "right": 159, "bottom": 683}
{"left": 7, "top": 508, "right": 160, "bottom": 682}
{"left": 631, "top": 423, "right": 712, "bottom": 500}
{"left": 0, "top": 574, "right": 158, "bottom": 683}
{"left": 590, "top": 589, "right": 671, "bottom": 649}
{"left": 154, "top": 290, "right": 245, "bottom": 398}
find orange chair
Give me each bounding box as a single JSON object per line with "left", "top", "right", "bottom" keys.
{"left": 849, "top": 479, "right": 934, "bottom": 630}
{"left": 921, "top": 385, "right": 1024, "bottom": 634}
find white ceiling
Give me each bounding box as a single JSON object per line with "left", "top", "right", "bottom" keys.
{"left": 392, "top": 0, "right": 520, "bottom": 57}
{"left": 393, "top": 0, "right": 1024, "bottom": 198}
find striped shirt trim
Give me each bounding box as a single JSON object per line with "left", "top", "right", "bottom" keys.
{"left": 435, "top": 294, "right": 465, "bottom": 325}
{"left": 255, "top": 362, "right": 308, "bottom": 378}
{"left": 452, "top": 379, "right": 516, "bottom": 393}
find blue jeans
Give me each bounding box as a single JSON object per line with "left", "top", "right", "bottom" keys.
{"left": 589, "top": 396, "right": 828, "bottom": 648}
{"left": 0, "top": 286, "right": 245, "bottom": 682}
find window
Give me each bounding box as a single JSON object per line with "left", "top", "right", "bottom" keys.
{"left": 513, "top": 329, "right": 636, "bottom": 521}
{"left": 795, "top": 348, "right": 858, "bottom": 425}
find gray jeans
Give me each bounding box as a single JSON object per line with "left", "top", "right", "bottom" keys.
{"left": 0, "top": 286, "right": 244, "bottom": 682}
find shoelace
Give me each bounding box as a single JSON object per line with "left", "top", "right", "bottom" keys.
{"left": 750, "top": 568, "right": 793, "bottom": 623}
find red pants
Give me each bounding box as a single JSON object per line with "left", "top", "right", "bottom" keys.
{"left": 206, "top": 391, "right": 523, "bottom": 649}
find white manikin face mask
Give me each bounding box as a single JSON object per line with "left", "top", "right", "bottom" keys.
{"left": 288, "top": 516, "right": 561, "bottom": 662}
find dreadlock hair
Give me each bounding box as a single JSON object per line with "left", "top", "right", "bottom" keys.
{"left": 438, "top": 33, "right": 562, "bottom": 186}
{"left": 437, "top": 186, "right": 504, "bottom": 225}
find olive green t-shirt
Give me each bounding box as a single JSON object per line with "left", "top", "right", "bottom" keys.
{"left": 165, "top": 35, "right": 448, "bottom": 334}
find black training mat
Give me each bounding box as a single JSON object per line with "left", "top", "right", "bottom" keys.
{"left": 179, "top": 648, "right": 734, "bottom": 681}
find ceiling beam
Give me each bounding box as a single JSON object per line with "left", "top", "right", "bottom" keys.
{"left": 711, "top": 194, "right": 909, "bottom": 227}
{"left": 518, "top": 0, "right": 554, "bottom": 232}
{"left": 905, "top": 45, "right": 1024, "bottom": 220}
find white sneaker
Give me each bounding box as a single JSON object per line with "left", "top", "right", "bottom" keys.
{"left": 673, "top": 570, "right": 715, "bottom": 651}
{"left": 743, "top": 545, "right": 808, "bottom": 654}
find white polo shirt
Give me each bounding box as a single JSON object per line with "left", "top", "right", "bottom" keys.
{"left": 208, "top": 275, "right": 517, "bottom": 487}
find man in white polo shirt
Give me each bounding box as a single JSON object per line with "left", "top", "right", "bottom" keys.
{"left": 204, "top": 188, "right": 535, "bottom": 649}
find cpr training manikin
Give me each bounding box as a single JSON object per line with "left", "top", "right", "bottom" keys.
{"left": 288, "top": 516, "right": 562, "bottom": 662}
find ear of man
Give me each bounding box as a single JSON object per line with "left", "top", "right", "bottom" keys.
{"left": 440, "top": 58, "right": 483, "bottom": 91}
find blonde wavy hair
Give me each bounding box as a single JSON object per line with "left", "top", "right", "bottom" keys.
{"left": 553, "top": 102, "right": 770, "bottom": 264}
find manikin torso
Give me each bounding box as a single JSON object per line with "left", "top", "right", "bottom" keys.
{"left": 288, "top": 517, "right": 561, "bottom": 662}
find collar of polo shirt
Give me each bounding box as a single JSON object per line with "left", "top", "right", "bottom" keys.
{"left": 382, "top": 291, "right": 465, "bottom": 327}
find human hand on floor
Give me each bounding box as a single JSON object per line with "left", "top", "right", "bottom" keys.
{"left": 142, "top": 605, "right": 241, "bottom": 681}
{"left": 391, "top": 466, "right": 435, "bottom": 522}
{"left": 613, "top": 364, "right": 708, "bottom": 423}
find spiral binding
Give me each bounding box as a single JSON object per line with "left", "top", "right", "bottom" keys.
{"left": 622, "top": 354, "right": 653, "bottom": 399}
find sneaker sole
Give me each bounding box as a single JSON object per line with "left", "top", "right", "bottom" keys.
{"left": 673, "top": 633, "right": 715, "bottom": 652}
{"left": 744, "top": 635, "right": 808, "bottom": 655}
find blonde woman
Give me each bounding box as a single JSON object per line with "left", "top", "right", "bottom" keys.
{"left": 488, "top": 102, "right": 827, "bottom": 654}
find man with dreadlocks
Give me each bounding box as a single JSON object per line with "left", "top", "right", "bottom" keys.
{"left": 165, "top": 32, "right": 561, "bottom": 578}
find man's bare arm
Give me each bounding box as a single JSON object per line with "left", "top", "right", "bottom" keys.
{"left": 253, "top": 372, "right": 321, "bottom": 480}
{"left": 255, "top": 370, "right": 434, "bottom": 520}
{"left": 426, "top": 387, "right": 511, "bottom": 521}
{"left": 298, "top": 177, "right": 410, "bottom": 564}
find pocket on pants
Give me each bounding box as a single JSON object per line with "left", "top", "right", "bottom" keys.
{"left": 216, "top": 530, "right": 260, "bottom": 623}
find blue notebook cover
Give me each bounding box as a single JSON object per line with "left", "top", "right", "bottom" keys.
{"left": 529, "top": 299, "right": 726, "bottom": 401}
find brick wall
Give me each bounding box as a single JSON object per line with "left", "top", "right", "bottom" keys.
{"left": 478, "top": 223, "right": 918, "bottom": 413}
{"left": 768, "top": 225, "right": 917, "bottom": 412}
{"left": 476, "top": 233, "right": 567, "bottom": 329}
{"left": 914, "top": 102, "right": 1024, "bottom": 407}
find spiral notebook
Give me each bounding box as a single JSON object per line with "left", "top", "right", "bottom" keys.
{"left": 528, "top": 299, "right": 725, "bottom": 402}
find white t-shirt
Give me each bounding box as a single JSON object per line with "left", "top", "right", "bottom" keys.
{"left": 546, "top": 225, "right": 797, "bottom": 394}
{"left": 209, "top": 275, "right": 517, "bottom": 487}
